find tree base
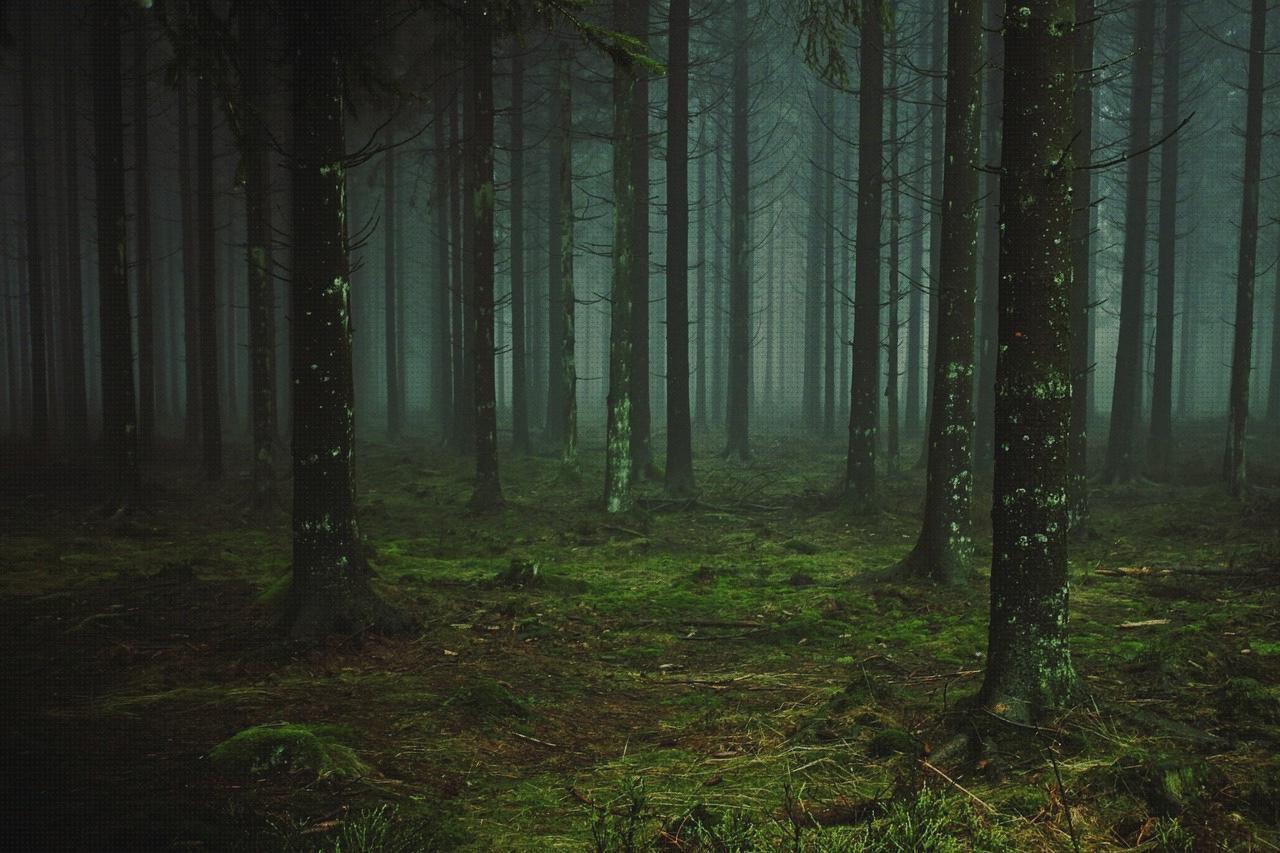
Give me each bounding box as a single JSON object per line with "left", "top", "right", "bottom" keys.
{"left": 280, "top": 579, "right": 413, "bottom": 644}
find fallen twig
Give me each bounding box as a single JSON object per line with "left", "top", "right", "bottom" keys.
{"left": 920, "top": 760, "right": 997, "bottom": 813}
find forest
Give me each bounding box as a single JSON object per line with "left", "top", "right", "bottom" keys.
{"left": 1, "top": 0, "right": 1278, "bottom": 849}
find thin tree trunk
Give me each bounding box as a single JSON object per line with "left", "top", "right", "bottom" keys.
{"left": 556, "top": 40, "right": 577, "bottom": 468}
{"left": 974, "top": 0, "right": 1003, "bottom": 473}
{"left": 606, "top": 0, "right": 638, "bottom": 513}
{"left": 919, "top": 0, "right": 946, "bottom": 467}
{"left": 225, "top": 235, "right": 239, "bottom": 431}
{"left": 179, "top": 76, "right": 200, "bottom": 445}
{"left": 695, "top": 117, "right": 707, "bottom": 431}
{"left": 1102, "top": 0, "right": 1156, "bottom": 483}
{"left": 824, "top": 86, "right": 835, "bottom": 437}
{"left": 241, "top": 0, "right": 276, "bottom": 510}
{"left": 62, "top": 48, "right": 87, "bottom": 451}
{"left": 845, "top": 0, "right": 884, "bottom": 506}
{"left": 1223, "top": 0, "right": 1265, "bottom": 496}
{"left": 197, "top": 67, "right": 221, "bottom": 479}
{"left": 803, "top": 93, "right": 822, "bottom": 432}
{"left": 978, "top": 0, "right": 1077, "bottom": 722}
{"left": 134, "top": 18, "right": 155, "bottom": 453}
{"left": 93, "top": 0, "right": 138, "bottom": 500}
{"left": 1148, "top": 0, "right": 1181, "bottom": 480}
{"left": 510, "top": 50, "right": 529, "bottom": 455}
{"left": 20, "top": 1, "right": 48, "bottom": 450}
{"left": 905, "top": 98, "right": 924, "bottom": 438}
{"left": 665, "top": 0, "right": 694, "bottom": 491}
{"left": 466, "top": 13, "right": 501, "bottom": 509}
{"left": 725, "top": 0, "right": 750, "bottom": 461}
{"left": 449, "top": 93, "right": 470, "bottom": 451}
{"left": 629, "top": 1, "right": 652, "bottom": 475}
{"left": 1068, "top": 0, "right": 1095, "bottom": 522}
{"left": 712, "top": 133, "right": 724, "bottom": 429}
{"left": 885, "top": 47, "right": 901, "bottom": 475}
{"left": 1267, "top": 235, "right": 1280, "bottom": 425}
{"left": 900, "top": 0, "right": 981, "bottom": 584}
{"left": 384, "top": 140, "right": 401, "bottom": 441}
{"left": 432, "top": 68, "right": 453, "bottom": 441}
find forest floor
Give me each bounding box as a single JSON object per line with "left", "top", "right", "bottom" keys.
{"left": 1, "top": 421, "right": 1279, "bottom": 851}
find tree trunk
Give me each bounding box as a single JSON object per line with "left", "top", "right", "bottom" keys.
{"left": 179, "top": 76, "right": 201, "bottom": 445}
{"left": 1068, "top": 0, "right": 1094, "bottom": 523}
{"left": 803, "top": 93, "right": 822, "bottom": 432}
{"left": 899, "top": 0, "right": 981, "bottom": 584}
{"left": 919, "top": 0, "right": 946, "bottom": 468}
{"left": 885, "top": 49, "right": 901, "bottom": 475}
{"left": 824, "top": 86, "right": 836, "bottom": 437}
{"left": 695, "top": 116, "right": 707, "bottom": 431}
{"left": 1223, "top": 0, "right": 1265, "bottom": 496}
{"left": 665, "top": 0, "right": 694, "bottom": 491}
{"left": 241, "top": 0, "right": 277, "bottom": 511}
{"left": 606, "top": 0, "right": 639, "bottom": 513}
{"left": 62, "top": 48, "right": 88, "bottom": 451}
{"left": 197, "top": 67, "right": 222, "bottom": 479}
{"left": 465, "top": 14, "right": 502, "bottom": 510}
{"left": 979, "top": 0, "right": 1077, "bottom": 722}
{"left": 973, "top": 0, "right": 1003, "bottom": 475}
{"left": 556, "top": 40, "right": 577, "bottom": 468}
{"left": 1147, "top": 0, "right": 1181, "bottom": 480}
{"left": 845, "top": 0, "right": 884, "bottom": 506}
{"left": 20, "top": 1, "right": 48, "bottom": 450}
{"left": 629, "top": 1, "right": 652, "bottom": 476}
{"left": 384, "top": 140, "right": 401, "bottom": 441}
{"left": 134, "top": 18, "right": 155, "bottom": 454}
{"left": 225, "top": 234, "right": 239, "bottom": 432}
{"left": 1102, "top": 0, "right": 1156, "bottom": 483}
{"left": 284, "top": 5, "right": 399, "bottom": 639}
{"left": 508, "top": 50, "right": 529, "bottom": 455}
{"left": 1268, "top": 237, "right": 1280, "bottom": 426}
{"left": 725, "top": 0, "right": 751, "bottom": 461}
{"left": 905, "top": 97, "right": 925, "bottom": 438}
{"left": 432, "top": 68, "right": 453, "bottom": 441}
{"left": 450, "top": 94, "right": 471, "bottom": 452}
{"left": 712, "top": 133, "right": 725, "bottom": 428}
{"left": 93, "top": 0, "right": 138, "bottom": 500}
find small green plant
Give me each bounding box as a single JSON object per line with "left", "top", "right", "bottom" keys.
{"left": 268, "top": 804, "right": 464, "bottom": 852}
{"left": 588, "top": 776, "right": 649, "bottom": 853}
{"left": 1145, "top": 816, "right": 1195, "bottom": 852}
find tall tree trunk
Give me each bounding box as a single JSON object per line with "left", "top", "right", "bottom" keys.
{"left": 974, "top": 0, "right": 1003, "bottom": 474}
{"left": 546, "top": 51, "right": 566, "bottom": 448}
{"left": 712, "top": 133, "right": 724, "bottom": 428}
{"left": 606, "top": 0, "right": 639, "bottom": 513}
{"left": 803, "top": 94, "right": 822, "bottom": 432}
{"left": 824, "top": 86, "right": 836, "bottom": 437}
{"left": 629, "top": 1, "right": 652, "bottom": 476}
{"left": 725, "top": 0, "right": 750, "bottom": 461}
{"left": 556, "top": 40, "right": 577, "bottom": 468}
{"left": 1268, "top": 236, "right": 1280, "bottom": 426}
{"left": 695, "top": 117, "right": 707, "bottom": 431}
{"left": 885, "top": 48, "right": 901, "bottom": 475}
{"left": 450, "top": 94, "right": 471, "bottom": 452}
{"left": 840, "top": 140, "right": 851, "bottom": 424}
{"left": 1068, "top": 0, "right": 1094, "bottom": 523}
{"left": 179, "top": 76, "right": 201, "bottom": 445}
{"left": 899, "top": 0, "right": 981, "bottom": 584}
{"left": 284, "top": 5, "right": 399, "bottom": 639}
{"left": 1102, "top": 0, "right": 1155, "bottom": 483}
{"left": 845, "top": 0, "right": 884, "bottom": 506}
{"left": 134, "top": 18, "right": 155, "bottom": 454}
{"left": 919, "top": 0, "right": 946, "bottom": 467}
{"left": 764, "top": 213, "right": 774, "bottom": 414}
{"left": 225, "top": 235, "right": 239, "bottom": 431}
{"left": 510, "top": 50, "right": 529, "bottom": 455}
{"left": 197, "top": 67, "right": 221, "bottom": 479}
{"left": 466, "top": 14, "right": 502, "bottom": 510}
{"left": 384, "top": 141, "right": 401, "bottom": 441}
{"left": 1148, "top": 0, "right": 1181, "bottom": 480}
{"left": 62, "top": 47, "right": 88, "bottom": 451}
{"left": 432, "top": 68, "right": 453, "bottom": 441}
{"left": 20, "top": 1, "right": 48, "bottom": 450}
{"left": 979, "top": 0, "right": 1077, "bottom": 722}
{"left": 905, "top": 98, "right": 925, "bottom": 438}
{"left": 93, "top": 0, "right": 138, "bottom": 500}
{"left": 241, "top": 0, "right": 277, "bottom": 511}
{"left": 665, "top": 0, "right": 694, "bottom": 491}
{"left": 1223, "top": 0, "right": 1265, "bottom": 496}
{"left": 1177, "top": 251, "right": 1193, "bottom": 418}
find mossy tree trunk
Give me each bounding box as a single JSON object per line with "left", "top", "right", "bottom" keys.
{"left": 1148, "top": 0, "right": 1181, "bottom": 482}
{"left": 844, "top": 0, "right": 884, "bottom": 507}
{"left": 1102, "top": 0, "right": 1156, "bottom": 484}
{"left": 979, "top": 0, "right": 1078, "bottom": 722}
{"left": 284, "top": 4, "right": 400, "bottom": 640}
{"left": 1223, "top": 0, "right": 1265, "bottom": 497}
{"left": 724, "top": 0, "right": 751, "bottom": 462}
{"left": 974, "top": 0, "right": 1003, "bottom": 475}
{"left": 606, "top": 0, "right": 638, "bottom": 514}
{"left": 93, "top": 0, "right": 139, "bottom": 501}
{"left": 629, "top": 0, "right": 652, "bottom": 477}
{"left": 241, "top": 0, "right": 277, "bottom": 512}
{"left": 1068, "top": 0, "right": 1094, "bottom": 524}
{"left": 665, "top": 0, "right": 695, "bottom": 492}
{"left": 919, "top": 0, "right": 946, "bottom": 469}
{"left": 465, "top": 12, "right": 502, "bottom": 511}
{"left": 900, "top": 0, "right": 981, "bottom": 584}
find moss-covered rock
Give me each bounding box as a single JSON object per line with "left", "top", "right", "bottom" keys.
{"left": 208, "top": 723, "right": 369, "bottom": 780}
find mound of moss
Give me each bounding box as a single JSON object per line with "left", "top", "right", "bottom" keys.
{"left": 442, "top": 678, "right": 530, "bottom": 720}
{"left": 1111, "top": 750, "right": 1213, "bottom": 817}
{"left": 209, "top": 723, "right": 370, "bottom": 780}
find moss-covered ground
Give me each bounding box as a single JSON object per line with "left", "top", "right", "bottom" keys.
{"left": 1, "top": 421, "right": 1277, "bottom": 850}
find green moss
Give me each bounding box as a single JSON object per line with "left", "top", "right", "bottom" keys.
{"left": 867, "top": 727, "right": 918, "bottom": 757}
{"left": 441, "top": 679, "right": 530, "bottom": 719}
{"left": 209, "top": 723, "right": 369, "bottom": 780}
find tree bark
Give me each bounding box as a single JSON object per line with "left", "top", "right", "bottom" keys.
{"left": 1068, "top": 0, "right": 1094, "bottom": 523}
{"left": 556, "top": 40, "right": 578, "bottom": 469}
{"left": 606, "top": 0, "right": 638, "bottom": 513}
{"left": 178, "top": 75, "right": 201, "bottom": 445}
{"left": 1147, "top": 0, "right": 1181, "bottom": 481}
{"left": 665, "top": 0, "right": 695, "bottom": 492}
{"left": 62, "top": 44, "right": 88, "bottom": 451}
{"left": 1102, "top": 0, "right": 1156, "bottom": 483}
{"left": 885, "top": 48, "right": 901, "bottom": 475}
{"left": 845, "top": 0, "right": 884, "bottom": 506}
{"left": 432, "top": 68, "right": 453, "bottom": 441}
{"left": 384, "top": 140, "right": 401, "bottom": 441}
{"left": 20, "top": 1, "right": 48, "bottom": 450}
{"left": 1223, "top": 0, "right": 1265, "bottom": 496}
{"left": 510, "top": 49, "right": 529, "bottom": 455}
{"left": 824, "top": 86, "right": 836, "bottom": 438}
{"left": 979, "top": 0, "right": 1078, "bottom": 722}
{"left": 134, "top": 17, "right": 155, "bottom": 454}
{"left": 900, "top": 0, "right": 981, "bottom": 584}
{"left": 803, "top": 92, "right": 822, "bottom": 432}
{"left": 695, "top": 115, "right": 707, "bottom": 431}
{"left": 919, "top": 0, "right": 946, "bottom": 468}
{"left": 93, "top": 0, "right": 138, "bottom": 500}
{"left": 465, "top": 13, "right": 502, "bottom": 510}
{"left": 725, "top": 0, "right": 751, "bottom": 461}
{"left": 974, "top": 0, "right": 1003, "bottom": 474}
{"left": 197, "top": 63, "right": 221, "bottom": 479}
{"left": 630, "top": 1, "right": 653, "bottom": 475}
